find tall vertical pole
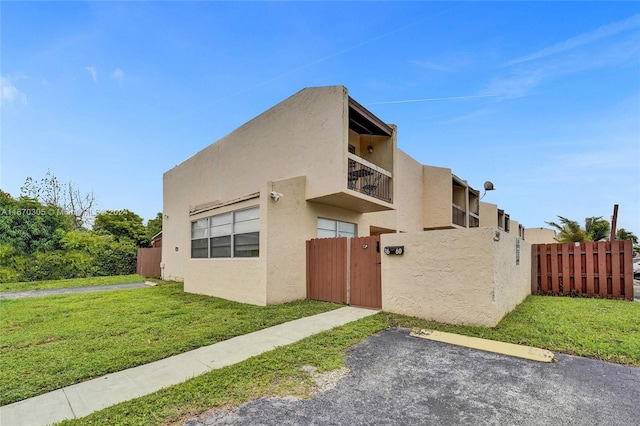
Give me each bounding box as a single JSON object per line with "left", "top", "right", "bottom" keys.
{"left": 610, "top": 204, "right": 618, "bottom": 241}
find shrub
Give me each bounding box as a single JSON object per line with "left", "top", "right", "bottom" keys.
{"left": 93, "top": 240, "right": 137, "bottom": 276}
{"left": 21, "top": 251, "right": 86, "bottom": 281}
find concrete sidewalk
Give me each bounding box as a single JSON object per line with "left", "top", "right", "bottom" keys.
{"left": 0, "top": 306, "right": 377, "bottom": 426}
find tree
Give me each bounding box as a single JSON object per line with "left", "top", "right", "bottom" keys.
{"left": 585, "top": 216, "right": 610, "bottom": 242}
{"left": 0, "top": 184, "right": 145, "bottom": 283}
{"left": 0, "top": 190, "right": 71, "bottom": 254}
{"left": 93, "top": 209, "right": 148, "bottom": 247}
{"left": 145, "top": 212, "right": 163, "bottom": 244}
{"left": 615, "top": 228, "right": 638, "bottom": 245}
{"left": 546, "top": 216, "right": 589, "bottom": 242}
{"left": 20, "top": 170, "right": 96, "bottom": 230}
{"left": 615, "top": 228, "right": 640, "bottom": 253}
{"left": 547, "top": 215, "right": 639, "bottom": 249}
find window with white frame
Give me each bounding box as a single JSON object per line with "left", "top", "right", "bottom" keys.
{"left": 191, "top": 218, "right": 209, "bottom": 258}
{"left": 317, "top": 218, "right": 356, "bottom": 238}
{"left": 191, "top": 206, "right": 260, "bottom": 258}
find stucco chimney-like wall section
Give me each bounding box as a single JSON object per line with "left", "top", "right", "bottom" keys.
{"left": 479, "top": 201, "right": 498, "bottom": 228}
{"left": 422, "top": 165, "right": 454, "bottom": 229}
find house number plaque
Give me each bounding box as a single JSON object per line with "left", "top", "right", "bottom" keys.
{"left": 384, "top": 246, "right": 404, "bottom": 255}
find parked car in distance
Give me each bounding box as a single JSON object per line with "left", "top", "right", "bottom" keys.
{"left": 634, "top": 258, "right": 640, "bottom": 280}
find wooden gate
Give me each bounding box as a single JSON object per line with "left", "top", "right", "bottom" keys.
{"left": 350, "top": 236, "right": 382, "bottom": 309}
{"left": 306, "top": 236, "right": 381, "bottom": 309}
{"left": 137, "top": 247, "right": 162, "bottom": 278}
{"left": 532, "top": 240, "right": 634, "bottom": 300}
{"left": 306, "top": 238, "right": 348, "bottom": 304}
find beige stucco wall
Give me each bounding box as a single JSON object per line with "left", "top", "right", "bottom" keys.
{"left": 479, "top": 201, "right": 498, "bottom": 228}
{"left": 265, "top": 176, "right": 309, "bottom": 304}
{"left": 168, "top": 85, "right": 345, "bottom": 205}
{"left": 422, "top": 165, "right": 454, "bottom": 229}
{"left": 508, "top": 220, "right": 519, "bottom": 236}
{"left": 524, "top": 227, "right": 557, "bottom": 244}
{"left": 492, "top": 229, "right": 532, "bottom": 321}
{"left": 380, "top": 227, "right": 531, "bottom": 327}
{"left": 161, "top": 159, "right": 192, "bottom": 281}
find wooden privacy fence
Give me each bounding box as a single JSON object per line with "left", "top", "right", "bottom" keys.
{"left": 532, "top": 240, "right": 633, "bottom": 300}
{"left": 137, "top": 247, "right": 162, "bottom": 278}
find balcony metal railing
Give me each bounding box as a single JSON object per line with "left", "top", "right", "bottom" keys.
{"left": 469, "top": 214, "right": 479, "bottom": 228}
{"left": 347, "top": 154, "right": 392, "bottom": 203}
{"left": 452, "top": 205, "right": 466, "bottom": 227}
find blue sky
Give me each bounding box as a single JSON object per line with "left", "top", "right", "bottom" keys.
{"left": 2, "top": 1, "right": 639, "bottom": 235}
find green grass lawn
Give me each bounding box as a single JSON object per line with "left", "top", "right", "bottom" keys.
{"left": 56, "top": 296, "right": 640, "bottom": 425}
{"left": 0, "top": 282, "right": 340, "bottom": 405}
{"left": 3, "top": 284, "right": 638, "bottom": 425}
{"left": 0, "top": 274, "right": 145, "bottom": 292}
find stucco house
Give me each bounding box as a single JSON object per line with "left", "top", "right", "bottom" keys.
{"left": 163, "top": 86, "right": 531, "bottom": 326}
{"left": 524, "top": 227, "right": 557, "bottom": 244}
{"left": 480, "top": 201, "right": 525, "bottom": 239}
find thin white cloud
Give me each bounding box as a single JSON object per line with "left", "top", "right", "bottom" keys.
{"left": 481, "top": 68, "right": 546, "bottom": 99}
{"left": 482, "top": 26, "right": 640, "bottom": 100}
{"left": 111, "top": 68, "right": 124, "bottom": 86}
{"left": 1, "top": 75, "right": 28, "bottom": 107}
{"left": 506, "top": 13, "right": 640, "bottom": 66}
{"left": 438, "top": 107, "right": 494, "bottom": 125}
{"left": 85, "top": 66, "right": 98, "bottom": 82}
{"left": 553, "top": 150, "right": 630, "bottom": 170}
{"left": 368, "top": 94, "right": 499, "bottom": 105}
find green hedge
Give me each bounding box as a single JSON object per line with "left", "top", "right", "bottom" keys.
{"left": 0, "top": 235, "right": 137, "bottom": 283}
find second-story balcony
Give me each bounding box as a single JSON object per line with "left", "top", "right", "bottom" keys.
{"left": 306, "top": 95, "right": 395, "bottom": 213}
{"left": 347, "top": 153, "right": 392, "bottom": 203}
{"left": 452, "top": 204, "right": 466, "bottom": 227}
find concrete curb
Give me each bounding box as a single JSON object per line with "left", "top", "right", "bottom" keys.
{"left": 409, "top": 328, "right": 556, "bottom": 363}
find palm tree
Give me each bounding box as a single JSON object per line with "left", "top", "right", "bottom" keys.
{"left": 585, "top": 216, "right": 610, "bottom": 242}
{"left": 546, "top": 216, "right": 589, "bottom": 242}
{"left": 615, "top": 228, "right": 640, "bottom": 253}
{"left": 615, "top": 228, "right": 638, "bottom": 243}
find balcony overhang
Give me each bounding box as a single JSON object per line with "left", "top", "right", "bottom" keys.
{"left": 307, "top": 191, "right": 394, "bottom": 213}
{"left": 348, "top": 97, "right": 393, "bottom": 136}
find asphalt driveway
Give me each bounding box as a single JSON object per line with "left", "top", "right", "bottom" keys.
{"left": 185, "top": 328, "right": 640, "bottom": 425}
